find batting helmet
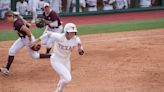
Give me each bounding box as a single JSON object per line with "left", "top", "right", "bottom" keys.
{"left": 64, "top": 23, "right": 77, "bottom": 33}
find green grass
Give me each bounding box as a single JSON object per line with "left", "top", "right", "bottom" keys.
{"left": 0, "top": 18, "right": 164, "bottom": 41}
{"left": 78, "top": 18, "right": 164, "bottom": 35}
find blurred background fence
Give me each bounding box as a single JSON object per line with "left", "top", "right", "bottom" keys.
{"left": 0, "top": 0, "right": 164, "bottom": 19}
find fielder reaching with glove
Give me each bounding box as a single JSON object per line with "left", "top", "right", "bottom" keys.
{"left": 33, "top": 23, "right": 84, "bottom": 92}
{"left": 0, "top": 11, "right": 51, "bottom": 75}
{"left": 38, "top": 3, "right": 63, "bottom": 54}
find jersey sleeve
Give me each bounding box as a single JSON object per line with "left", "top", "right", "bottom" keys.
{"left": 14, "top": 20, "right": 24, "bottom": 31}
{"left": 76, "top": 36, "right": 84, "bottom": 50}
{"left": 76, "top": 37, "right": 82, "bottom": 44}
{"left": 40, "top": 32, "right": 61, "bottom": 42}
{"left": 50, "top": 11, "right": 58, "bottom": 21}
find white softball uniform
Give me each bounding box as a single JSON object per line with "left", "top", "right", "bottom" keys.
{"left": 40, "top": 32, "right": 83, "bottom": 91}
{"left": 9, "top": 35, "right": 40, "bottom": 59}
{"left": 72, "top": 0, "right": 86, "bottom": 12}
{"left": 86, "top": 0, "right": 97, "bottom": 11}
{"left": 0, "top": 0, "right": 11, "bottom": 18}
{"left": 28, "top": 0, "right": 39, "bottom": 21}
{"left": 103, "top": 0, "right": 115, "bottom": 10}
{"left": 115, "top": 0, "right": 128, "bottom": 9}
{"left": 140, "top": 0, "right": 151, "bottom": 7}
{"left": 66, "top": 0, "right": 72, "bottom": 12}
{"left": 16, "top": 1, "right": 28, "bottom": 15}
{"left": 50, "top": 0, "right": 62, "bottom": 13}
{"left": 28, "top": 0, "right": 39, "bottom": 11}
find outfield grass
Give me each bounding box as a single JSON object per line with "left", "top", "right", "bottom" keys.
{"left": 0, "top": 18, "right": 164, "bottom": 41}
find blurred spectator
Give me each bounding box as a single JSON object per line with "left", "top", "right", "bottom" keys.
{"left": 86, "top": 0, "right": 97, "bottom": 11}
{"left": 37, "top": 0, "right": 45, "bottom": 14}
{"left": 16, "top": 0, "right": 29, "bottom": 15}
{"left": 28, "top": 0, "right": 39, "bottom": 23}
{"left": 44, "top": 0, "right": 50, "bottom": 3}
{"left": 139, "top": 0, "right": 152, "bottom": 7}
{"left": 103, "top": 0, "right": 116, "bottom": 10}
{"left": 128, "top": 0, "right": 135, "bottom": 8}
{"left": 71, "top": 0, "right": 86, "bottom": 12}
{"left": 115, "top": 0, "right": 128, "bottom": 9}
{"left": 0, "top": 0, "right": 11, "bottom": 19}
{"left": 66, "top": 0, "right": 72, "bottom": 12}
{"left": 50, "top": 0, "right": 62, "bottom": 13}
{"left": 151, "top": 0, "right": 161, "bottom": 6}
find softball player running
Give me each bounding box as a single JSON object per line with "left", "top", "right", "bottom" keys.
{"left": 33, "top": 23, "right": 84, "bottom": 92}
{"left": 41, "top": 3, "right": 63, "bottom": 54}
{"left": 0, "top": 11, "right": 51, "bottom": 75}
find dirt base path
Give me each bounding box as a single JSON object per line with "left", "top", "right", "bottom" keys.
{"left": 0, "top": 28, "right": 164, "bottom": 92}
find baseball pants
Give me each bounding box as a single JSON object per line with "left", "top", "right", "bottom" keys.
{"left": 9, "top": 36, "right": 40, "bottom": 59}
{"left": 50, "top": 54, "right": 72, "bottom": 91}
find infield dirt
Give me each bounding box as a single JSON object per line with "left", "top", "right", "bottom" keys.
{"left": 0, "top": 28, "right": 164, "bottom": 92}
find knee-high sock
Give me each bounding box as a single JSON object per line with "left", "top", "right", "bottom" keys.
{"left": 6, "top": 56, "right": 14, "bottom": 70}
{"left": 46, "top": 48, "right": 52, "bottom": 54}
{"left": 40, "top": 54, "right": 51, "bottom": 58}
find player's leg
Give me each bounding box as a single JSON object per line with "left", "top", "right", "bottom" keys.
{"left": 0, "top": 38, "right": 24, "bottom": 74}
{"left": 6, "top": 38, "right": 24, "bottom": 70}
{"left": 31, "top": 7, "right": 37, "bottom": 23}
{"left": 66, "top": 0, "right": 73, "bottom": 12}
{"left": 46, "top": 37, "right": 53, "bottom": 54}
{"left": 50, "top": 56, "right": 71, "bottom": 92}
{"left": 40, "top": 31, "right": 52, "bottom": 54}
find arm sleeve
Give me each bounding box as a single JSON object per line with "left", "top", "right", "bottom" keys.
{"left": 76, "top": 37, "right": 84, "bottom": 50}
{"left": 40, "top": 31, "right": 52, "bottom": 40}
{"left": 49, "top": 20, "right": 58, "bottom": 27}
{"left": 40, "top": 32, "right": 61, "bottom": 42}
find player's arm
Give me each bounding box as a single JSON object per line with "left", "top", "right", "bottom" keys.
{"left": 47, "top": 12, "right": 59, "bottom": 28}
{"left": 78, "top": 43, "right": 84, "bottom": 55}
{"left": 33, "top": 31, "right": 54, "bottom": 44}
{"left": 48, "top": 20, "right": 58, "bottom": 27}
{"left": 21, "top": 25, "right": 32, "bottom": 42}
{"left": 77, "top": 37, "right": 84, "bottom": 55}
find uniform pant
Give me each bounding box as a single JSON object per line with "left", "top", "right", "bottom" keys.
{"left": 50, "top": 54, "right": 71, "bottom": 92}
{"left": 9, "top": 36, "right": 40, "bottom": 59}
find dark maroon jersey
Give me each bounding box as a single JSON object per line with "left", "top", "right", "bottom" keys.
{"left": 13, "top": 19, "right": 27, "bottom": 38}
{"left": 43, "top": 10, "right": 61, "bottom": 28}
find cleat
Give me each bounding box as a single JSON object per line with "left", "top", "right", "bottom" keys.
{"left": 0, "top": 67, "right": 9, "bottom": 75}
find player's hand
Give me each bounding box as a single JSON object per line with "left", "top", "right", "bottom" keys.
{"left": 78, "top": 49, "right": 84, "bottom": 55}
{"left": 30, "top": 42, "right": 35, "bottom": 48}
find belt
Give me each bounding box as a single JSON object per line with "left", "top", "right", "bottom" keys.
{"left": 48, "top": 24, "right": 61, "bottom": 29}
